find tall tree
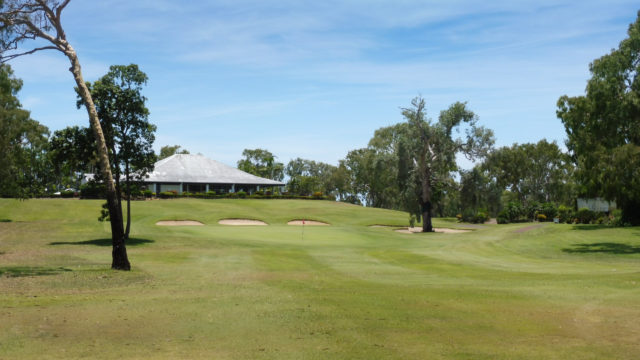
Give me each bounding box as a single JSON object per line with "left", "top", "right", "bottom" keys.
{"left": 557, "top": 11, "right": 640, "bottom": 225}
{"left": 159, "top": 145, "right": 189, "bottom": 160}
{"left": 285, "top": 158, "right": 337, "bottom": 196}
{"left": 482, "top": 140, "right": 574, "bottom": 206}
{"left": 79, "top": 64, "right": 156, "bottom": 239}
{"left": 237, "top": 148, "right": 284, "bottom": 181}
{"left": 0, "top": 64, "right": 51, "bottom": 198}
{"left": 0, "top": 1, "right": 130, "bottom": 269}
{"left": 402, "top": 97, "right": 494, "bottom": 232}
{"left": 49, "top": 125, "right": 97, "bottom": 189}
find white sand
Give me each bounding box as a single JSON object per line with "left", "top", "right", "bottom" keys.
{"left": 156, "top": 220, "right": 204, "bottom": 226}
{"left": 218, "top": 219, "right": 268, "bottom": 226}
{"left": 395, "top": 227, "right": 471, "bottom": 234}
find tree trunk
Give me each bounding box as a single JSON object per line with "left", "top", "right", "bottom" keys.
{"left": 124, "top": 162, "right": 131, "bottom": 239}
{"left": 65, "top": 47, "right": 130, "bottom": 270}
{"left": 421, "top": 168, "right": 434, "bottom": 232}
{"left": 421, "top": 200, "right": 433, "bottom": 232}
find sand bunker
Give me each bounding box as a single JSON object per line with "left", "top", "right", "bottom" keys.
{"left": 218, "top": 219, "right": 267, "bottom": 226}
{"left": 287, "top": 220, "right": 330, "bottom": 226}
{"left": 395, "top": 227, "right": 471, "bottom": 234}
{"left": 156, "top": 220, "right": 204, "bottom": 226}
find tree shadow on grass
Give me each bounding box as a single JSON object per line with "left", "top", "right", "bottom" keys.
{"left": 571, "top": 224, "right": 610, "bottom": 231}
{"left": 0, "top": 266, "right": 72, "bottom": 278}
{"left": 562, "top": 242, "right": 640, "bottom": 254}
{"left": 49, "top": 237, "right": 154, "bottom": 247}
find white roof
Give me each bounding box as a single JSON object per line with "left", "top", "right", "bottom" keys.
{"left": 144, "top": 154, "right": 284, "bottom": 186}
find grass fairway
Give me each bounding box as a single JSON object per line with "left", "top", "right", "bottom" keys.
{"left": 1, "top": 198, "right": 639, "bottom": 359}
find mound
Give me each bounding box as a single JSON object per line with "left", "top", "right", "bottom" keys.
{"left": 287, "top": 220, "right": 329, "bottom": 226}
{"left": 218, "top": 219, "right": 268, "bottom": 226}
{"left": 156, "top": 220, "right": 204, "bottom": 226}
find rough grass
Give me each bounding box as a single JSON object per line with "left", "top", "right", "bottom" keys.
{"left": 1, "top": 198, "right": 639, "bottom": 359}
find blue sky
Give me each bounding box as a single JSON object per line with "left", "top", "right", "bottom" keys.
{"left": 11, "top": 1, "right": 640, "bottom": 168}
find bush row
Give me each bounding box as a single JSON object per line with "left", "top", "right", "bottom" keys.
{"left": 157, "top": 190, "right": 330, "bottom": 200}
{"left": 457, "top": 209, "right": 490, "bottom": 224}
{"left": 496, "top": 201, "right": 622, "bottom": 226}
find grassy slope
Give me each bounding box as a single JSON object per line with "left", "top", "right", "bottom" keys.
{"left": 0, "top": 198, "right": 639, "bottom": 359}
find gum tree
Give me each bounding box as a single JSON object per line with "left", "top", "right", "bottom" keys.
{"left": 402, "top": 97, "right": 494, "bottom": 232}
{"left": 0, "top": 0, "right": 130, "bottom": 270}
{"left": 557, "top": 11, "right": 640, "bottom": 225}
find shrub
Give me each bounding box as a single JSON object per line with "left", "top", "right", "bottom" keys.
{"left": 80, "top": 181, "right": 105, "bottom": 199}
{"left": 524, "top": 201, "right": 541, "bottom": 221}
{"left": 497, "top": 210, "right": 510, "bottom": 224}
{"left": 409, "top": 214, "right": 416, "bottom": 228}
{"left": 312, "top": 191, "right": 324, "bottom": 199}
{"left": 61, "top": 190, "right": 76, "bottom": 198}
{"left": 158, "top": 191, "right": 177, "bottom": 199}
{"left": 236, "top": 191, "right": 247, "bottom": 198}
{"left": 143, "top": 189, "right": 153, "bottom": 198}
{"left": 504, "top": 201, "right": 524, "bottom": 222}
{"left": 539, "top": 202, "right": 557, "bottom": 220}
{"left": 254, "top": 190, "right": 264, "bottom": 196}
{"left": 461, "top": 209, "right": 489, "bottom": 224}
{"left": 456, "top": 214, "right": 462, "bottom": 221}
{"left": 575, "top": 207, "right": 595, "bottom": 224}
{"left": 536, "top": 213, "right": 547, "bottom": 222}
{"left": 557, "top": 205, "right": 573, "bottom": 223}
{"left": 206, "top": 190, "right": 216, "bottom": 198}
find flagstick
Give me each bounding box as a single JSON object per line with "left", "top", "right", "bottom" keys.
{"left": 301, "top": 219, "right": 305, "bottom": 240}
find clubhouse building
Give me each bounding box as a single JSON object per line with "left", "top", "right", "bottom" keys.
{"left": 143, "top": 154, "right": 284, "bottom": 195}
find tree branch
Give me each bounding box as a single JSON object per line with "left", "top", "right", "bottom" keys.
{"left": 1, "top": 45, "right": 58, "bottom": 62}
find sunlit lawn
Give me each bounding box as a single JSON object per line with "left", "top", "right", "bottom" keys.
{"left": 1, "top": 198, "right": 639, "bottom": 359}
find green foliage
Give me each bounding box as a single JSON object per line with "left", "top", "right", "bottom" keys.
{"left": 236, "top": 191, "right": 247, "bottom": 198}
{"left": 60, "top": 190, "right": 76, "bottom": 198}
{"left": 460, "top": 208, "right": 489, "bottom": 224}
{"left": 237, "top": 148, "right": 284, "bottom": 181}
{"left": 0, "top": 64, "right": 53, "bottom": 198}
{"left": 286, "top": 158, "right": 337, "bottom": 197}
{"left": 557, "top": 12, "right": 640, "bottom": 225}
{"left": 400, "top": 97, "right": 494, "bottom": 229}
{"left": 557, "top": 205, "right": 574, "bottom": 224}
{"left": 49, "top": 126, "right": 96, "bottom": 190}
{"left": 78, "top": 64, "right": 156, "bottom": 237}
{"left": 158, "top": 191, "right": 177, "bottom": 199}
{"left": 497, "top": 210, "right": 510, "bottom": 224}
{"left": 537, "top": 214, "right": 547, "bottom": 222}
{"left": 575, "top": 208, "right": 596, "bottom": 224}
{"left": 483, "top": 139, "right": 575, "bottom": 206}
{"left": 538, "top": 202, "right": 558, "bottom": 220}
{"left": 80, "top": 181, "right": 105, "bottom": 199}
{"left": 460, "top": 166, "right": 502, "bottom": 216}
{"left": 158, "top": 145, "right": 189, "bottom": 160}
{"left": 497, "top": 201, "right": 526, "bottom": 224}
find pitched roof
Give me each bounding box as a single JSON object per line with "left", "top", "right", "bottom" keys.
{"left": 145, "top": 154, "right": 284, "bottom": 186}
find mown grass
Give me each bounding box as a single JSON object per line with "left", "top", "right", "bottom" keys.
{"left": 0, "top": 198, "right": 639, "bottom": 359}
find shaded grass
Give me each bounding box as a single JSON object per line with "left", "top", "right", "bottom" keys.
{"left": 49, "top": 237, "right": 155, "bottom": 247}
{"left": 563, "top": 242, "right": 640, "bottom": 254}
{"left": 0, "top": 266, "right": 72, "bottom": 277}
